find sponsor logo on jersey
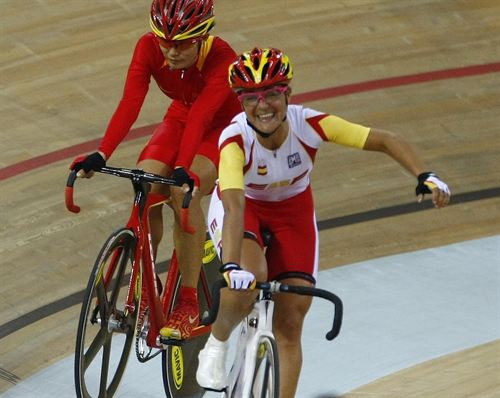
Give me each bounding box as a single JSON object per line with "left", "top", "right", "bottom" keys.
{"left": 287, "top": 152, "right": 301, "bottom": 168}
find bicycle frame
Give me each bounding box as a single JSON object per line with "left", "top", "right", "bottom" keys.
{"left": 66, "top": 167, "right": 212, "bottom": 348}
{"left": 125, "top": 188, "right": 170, "bottom": 348}
{"left": 68, "top": 166, "right": 220, "bottom": 398}
{"left": 228, "top": 291, "right": 277, "bottom": 397}
{"left": 202, "top": 279, "right": 343, "bottom": 398}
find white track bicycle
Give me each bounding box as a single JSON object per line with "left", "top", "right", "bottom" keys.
{"left": 201, "top": 279, "right": 343, "bottom": 398}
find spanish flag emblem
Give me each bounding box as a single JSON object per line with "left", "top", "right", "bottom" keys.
{"left": 257, "top": 163, "right": 268, "bottom": 175}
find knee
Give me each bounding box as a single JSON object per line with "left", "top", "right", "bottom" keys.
{"left": 148, "top": 204, "right": 164, "bottom": 222}
{"left": 221, "top": 290, "right": 256, "bottom": 316}
{"left": 198, "top": 173, "right": 216, "bottom": 196}
{"left": 274, "top": 314, "right": 305, "bottom": 343}
{"left": 273, "top": 301, "right": 310, "bottom": 342}
{"left": 169, "top": 187, "right": 202, "bottom": 214}
{"left": 191, "top": 158, "right": 217, "bottom": 196}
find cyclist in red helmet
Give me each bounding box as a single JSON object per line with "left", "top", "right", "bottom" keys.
{"left": 196, "top": 47, "right": 451, "bottom": 395}
{"left": 69, "top": 0, "right": 241, "bottom": 341}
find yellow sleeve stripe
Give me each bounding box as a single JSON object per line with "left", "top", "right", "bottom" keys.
{"left": 318, "top": 115, "right": 370, "bottom": 149}
{"left": 219, "top": 141, "right": 245, "bottom": 191}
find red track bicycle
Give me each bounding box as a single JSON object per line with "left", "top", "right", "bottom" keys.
{"left": 66, "top": 166, "right": 220, "bottom": 398}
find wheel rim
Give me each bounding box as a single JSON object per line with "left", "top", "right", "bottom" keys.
{"left": 251, "top": 337, "right": 279, "bottom": 398}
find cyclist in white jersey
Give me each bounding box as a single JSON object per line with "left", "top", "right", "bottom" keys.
{"left": 196, "top": 47, "right": 451, "bottom": 396}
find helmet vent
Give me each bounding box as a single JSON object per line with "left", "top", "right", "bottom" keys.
{"left": 261, "top": 63, "right": 270, "bottom": 80}
{"left": 270, "top": 60, "right": 281, "bottom": 77}
{"left": 252, "top": 56, "right": 260, "bottom": 71}
{"left": 243, "top": 66, "right": 255, "bottom": 82}
{"left": 233, "top": 66, "right": 249, "bottom": 83}
{"left": 283, "top": 64, "right": 290, "bottom": 76}
{"left": 168, "top": 1, "right": 177, "bottom": 19}
{"left": 189, "top": 24, "right": 206, "bottom": 35}
{"left": 183, "top": 8, "right": 195, "bottom": 20}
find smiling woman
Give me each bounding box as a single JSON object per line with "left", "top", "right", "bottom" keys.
{"left": 195, "top": 46, "right": 453, "bottom": 397}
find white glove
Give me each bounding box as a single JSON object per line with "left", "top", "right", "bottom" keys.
{"left": 415, "top": 172, "right": 451, "bottom": 208}
{"left": 220, "top": 263, "right": 256, "bottom": 290}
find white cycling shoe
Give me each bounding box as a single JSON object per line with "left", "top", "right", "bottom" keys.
{"left": 196, "top": 334, "right": 229, "bottom": 391}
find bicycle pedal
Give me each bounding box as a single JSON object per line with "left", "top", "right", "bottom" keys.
{"left": 158, "top": 335, "right": 185, "bottom": 347}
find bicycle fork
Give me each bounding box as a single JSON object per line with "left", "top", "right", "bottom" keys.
{"left": 228, "top": 297, "right": 275, "bottom": 398}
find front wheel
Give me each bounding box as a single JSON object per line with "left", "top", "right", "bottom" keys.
{"left": 74, "top": 228, "right": 139, "bottom": 398}
{"left": 250, "top": 336, "right": 279, "bottom": 398}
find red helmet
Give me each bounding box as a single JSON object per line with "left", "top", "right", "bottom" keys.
{"left": 150, "top": 0, "right": 215, "bottom": 41}
{"left": 228, "top": 48, "right": 293, "bottom": 90}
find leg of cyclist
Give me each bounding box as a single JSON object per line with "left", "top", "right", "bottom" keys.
{"left": 273, "top": 277, "right": 313, "bottom": 397}
{"left": 214, "top": 237, "right": 266, "bottom": 337}
{"left": 160, "top": 154, "right": 218, "bottom": 340}
{"left": 196, "top": 237, "right": 267, "bottom": 390}
{"left": 264, "top": 187, "right": 317, "bottom": 397}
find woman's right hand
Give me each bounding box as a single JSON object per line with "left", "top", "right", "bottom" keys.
{"left": 220, "top": 262, "right": 256, "bottom": 290}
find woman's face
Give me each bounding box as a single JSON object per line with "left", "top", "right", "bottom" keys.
{"left": 239, "top": 85, "right": 291, "bottom": 134}
{"left": 157, "top": 37, "right": 201, "bottom": 69}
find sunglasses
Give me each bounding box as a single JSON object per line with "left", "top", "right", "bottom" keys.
{"left": 156, "top": 36, "right": 203, "bottom": 50}
{"left": 237, "top": 85, "right": 289, "bottom": 107}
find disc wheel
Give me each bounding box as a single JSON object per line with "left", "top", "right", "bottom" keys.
{"left": 161, "top": 270, "right": 209, "bottom": 398}
{"left": 161, "top": 237, "right": 220, "bottom": 398}
{"left": 74, "top": 228, "right": 139, "bottom": 398}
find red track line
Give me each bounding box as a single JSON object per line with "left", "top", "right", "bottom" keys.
{"left": 0, "top": 125, "right": 157, "bottom": 181}
{"left": 292, "top": 62, "right": 500, "bottom": 103}
{"left": 1, "top": 62, "right": 499, "bottom": 182}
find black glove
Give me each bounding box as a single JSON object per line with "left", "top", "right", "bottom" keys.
{"left": 172, "top": 167, "right": 200, "bottom": 189}
{"left": 70, "top": 152, "right": 106, "bottom": 173}
{"left": 219, "top": 262, "right": 241, "bottom": 273}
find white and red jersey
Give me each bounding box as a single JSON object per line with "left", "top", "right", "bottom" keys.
{"left": 218, "top": 105, "right": 371, "bottom": 201}
{"left": 209, "top": 105, "right": 371, "bottom": 281}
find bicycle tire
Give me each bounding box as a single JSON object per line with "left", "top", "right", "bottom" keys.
{"left": 249, "top": 336, "right": 279, "bottom": 398}
{"left": 161, "top": 275, "right": 209, "bottom": 398}
{"left": 74, "top": 228, "right": 139, "bottom": 398}
{"left": 162, "top": 235, "right": 221, "bottom": 397}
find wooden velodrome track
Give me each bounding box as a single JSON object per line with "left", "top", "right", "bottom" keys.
{"left": 1, "top": 0, "right": 499, "bottom": 396}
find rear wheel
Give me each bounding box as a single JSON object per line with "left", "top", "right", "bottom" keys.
{"left": 250, "top": 336, "right": 279, "bottom": 398}
{"left": 162, "top": 333, "right": 210, "bottom": 397}
{"left": 74, "top": 228, "right": 139, "bottom": 398}
{"left": 162, "top": 235, "right": 221, "bottom": 397}
{"left": 161, "top": 261, "right": 210, "bottom": 398}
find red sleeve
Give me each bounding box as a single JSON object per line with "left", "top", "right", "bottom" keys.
{"left": 98, "top": 34, "right": 155, "bottom": 159}
{"left": 175, "top": 38, "right": 238, "bottom": 169}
